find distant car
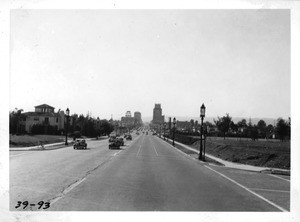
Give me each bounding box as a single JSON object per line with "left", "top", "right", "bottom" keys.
{"left": 153, "top": 132, "right": 157, "bottom": 135}
{"left": 73, "top": 139, "right": 87, "bottom": 149}
{"left": 116, "top": 137, "right": 124, "bottom": 146}
{"left": 109, "top": 140, "right": 120, "bottom": 149}
{"left": 126, "top": 135, "right": 132, "bottom": 140}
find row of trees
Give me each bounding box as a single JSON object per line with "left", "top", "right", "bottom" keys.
{"left": 213, "top": 114, "right": 290, "bottom": 141}
{"left": 9, "top": 108, "right": 115, "bottom": 138}
{"left": 176, "top": 114, "right": 290, "bottom": 141}
{"left": 70, "top": 114, "right": 114, "bottom": 138}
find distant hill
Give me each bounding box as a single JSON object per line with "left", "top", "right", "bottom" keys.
{"left": 142, "top": 116, "right": 279, "bottom": 126}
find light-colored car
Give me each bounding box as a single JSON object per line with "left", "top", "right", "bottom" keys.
{"left": 73, "top": 139, "right": 87, "bottom": 149}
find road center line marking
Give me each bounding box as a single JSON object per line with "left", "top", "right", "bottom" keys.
{"left": 136, "top": 145, "right": 142, "bottom": 157}
{"left": 204, "top": 165, "right": 288, "bottom": 212}
{"left": 50, "top": 178, "right": 86, "bottom": 205}
{"left": 268, "top": 174, "right": 290, "bottom": 182}
{"left": 248, "top": 188, "right": 290, "bottom": 193}
{"left": 152, "top": 145, "right": 158, "bottom": 156}
{"left": 114, "top": 150, "right": 122, "bottom": 156}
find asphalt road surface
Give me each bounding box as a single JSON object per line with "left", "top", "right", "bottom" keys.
{"left": 10, "top": 132, "right": 290, "bottom": 211}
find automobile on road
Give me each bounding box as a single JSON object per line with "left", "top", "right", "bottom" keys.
{"left": 73, "top": 139, "right": 87, "bottom": 149}
{"left": 109, "top": 140, "right": 120, "bottom": 149}
{"left": 116, "top": 137, "right": 124, "bottom": 146}
{"left": 126, "top": 135, "right": 132, "bottom": 140}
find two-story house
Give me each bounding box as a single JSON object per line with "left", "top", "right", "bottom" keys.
{"left": 19, "top": 104, "right": 72, "bottom": 134}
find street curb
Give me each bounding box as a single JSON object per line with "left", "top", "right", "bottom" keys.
{"left": 9, "top": 137, "right": 109, "bottom": 151}
{"left": 156, "top": 136, "right": 290, "bottom": 176}
{"left": 156, "top": 136, "right": 220, "bottom": 167}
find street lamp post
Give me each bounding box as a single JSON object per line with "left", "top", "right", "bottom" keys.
{"left": 172, "top": 117, "right": 176, "bottom": 146}
{"left": 65, "top": 108, "right": 70, "bottom": 145}
{"left": 164, "top": 122, "right": 166, "bottom": 140}
{"left": 160, "top": 124, "right": 162, "bottom": 138}
{"left": 97, "top": 117, "right": 100, "bottom": 139}
{"left": 198, "top": 104, "right": 206, "bottom": 160}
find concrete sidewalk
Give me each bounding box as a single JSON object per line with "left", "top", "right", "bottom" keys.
{"left": 164, "top": 138, "right": 290, "bottom": 176}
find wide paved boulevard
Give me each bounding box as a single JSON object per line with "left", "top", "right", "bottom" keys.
{"left": 10, "top": 131, "right": 290, "bottom": 211}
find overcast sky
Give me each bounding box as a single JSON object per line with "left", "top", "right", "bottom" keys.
{"left": 10, "top": 9, "right": 290, "bottom": 121}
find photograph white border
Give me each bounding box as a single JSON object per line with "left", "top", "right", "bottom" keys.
{"left": 1, "top": 1, "right": 299, "bottom": 222}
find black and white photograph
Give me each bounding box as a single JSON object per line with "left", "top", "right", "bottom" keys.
{"left": 1, "top": 1, "right": 300, "bottom": 222}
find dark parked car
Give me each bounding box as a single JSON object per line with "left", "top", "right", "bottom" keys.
{"left": 126, "top": 135, "right": 132, "bottom": 140}
{"left": 116, "top": 137, "right": 124, "bottom": 146}
{"left": 73, "top": 139, "right": 87, "bottom": 149}
{"left": 109, "top": 140, "right": 120, "bottom": 149}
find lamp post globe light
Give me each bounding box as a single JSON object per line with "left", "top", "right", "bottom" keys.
{"left": 172, "top": 117, "right": 176, "bottom": 146}
{"left": 65, "top": 108, "right": 70, "bottom": 145}
{"left": 199, "top": 104, "right": 206, "bottom": 160}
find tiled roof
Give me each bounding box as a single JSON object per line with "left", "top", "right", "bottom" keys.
{"left": 34, "top": 104, "right": 55, "bottom": 109}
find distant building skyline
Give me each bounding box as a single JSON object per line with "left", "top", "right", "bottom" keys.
{"left": 121, "top": 110, "right": 143, "bottom": 128}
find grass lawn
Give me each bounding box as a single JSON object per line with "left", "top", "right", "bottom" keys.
{"left": 191, "top": 137, "right": 290, "bottom": 169}
{"left": 10, "top": 134, "right": 66, "bottom": 147}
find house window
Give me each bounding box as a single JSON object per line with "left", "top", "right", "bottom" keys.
{"left": 56, "top": 118, "right": 58, "bottom": 123}
{"left": 34, "top": 117, "right": 39, "bottom": 121}
{"left": 45, "top": 117, "right": 49, "bottom": 124}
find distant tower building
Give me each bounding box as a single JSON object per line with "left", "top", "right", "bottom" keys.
{"left": 121, "top": 111, "right": 135, "bottom": 128}
{"left": 152, "top": 104, "right": 164, "bottom": 125}
{"left": 134, "top": 111, "right": 142, "bottom": 126}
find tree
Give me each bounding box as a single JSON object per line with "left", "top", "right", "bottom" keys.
{"left": 237, "top": 119, "right": 247, "bottom": 137}
{"left": 230, "top": 121, "right": 238, "bottom": 134}
{"left": 257, "top": 120, "right": 267, "bottom": 138}
{"left": 100, "top": 120, "right": 114, "bottom": 136}
{"left": 214, "top": 113, "right": 232, "bottom": 139}
{"left": 276, "top": 118, "right": 290, "bottom": 141}
{"left": 249, "top": 125, "right": 259, "bottom": 141}
{"left": 9, "top": 108, "right": 24, "bottom": 134}
{"left": 266, "top": 124, "right": 274, "bottom": 139}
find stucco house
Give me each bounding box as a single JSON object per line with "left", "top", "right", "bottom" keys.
{"left": 19, "top": 104, "right": 71, "bottom": 134}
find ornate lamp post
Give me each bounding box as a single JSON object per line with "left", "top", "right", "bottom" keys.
{"left": 172, "top": 117, "right": 176, "bottom": 146}
{"left": 198, "top": 104, "right": 206, "bottom": 160}
{"left": 164, "top": 122, "right": 166, "bottom": 140}
{"left": 160, "top": 123, "right": 162, "bottom": 138}
{"left": 97, "top": 117, "right": 100, "bottom": 138}
{"left": 115, "top": 122, "right": 118, "bottom": 136}
{"left": 65, "top": 108, "right": 70, "bottom": 145}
